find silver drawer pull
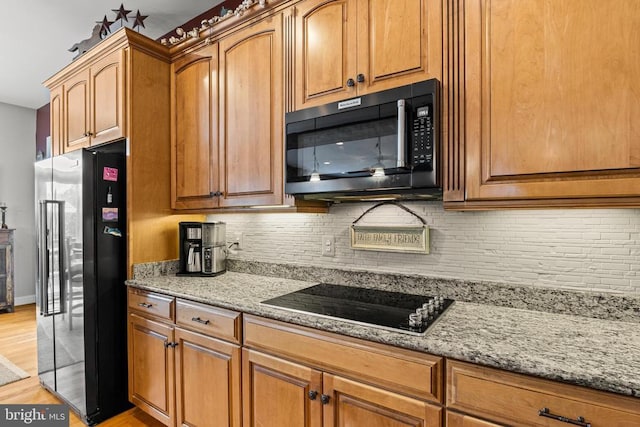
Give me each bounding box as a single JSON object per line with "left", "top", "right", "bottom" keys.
{"left": 192, "top": 316, "right": 211, "bottom": 325}
{"left": 138, "top": 302, "right": 153, "bottom": 308}
{"left": 538, "top": 408, "right": 591, "bottom": 427}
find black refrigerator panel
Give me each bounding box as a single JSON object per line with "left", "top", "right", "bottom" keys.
{"left": 82, "top": 141, "right": 130, "bottom": 423}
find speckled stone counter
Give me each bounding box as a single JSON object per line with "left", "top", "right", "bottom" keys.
{"left": 126, "top": 271, "right": 640, "bottom": 398}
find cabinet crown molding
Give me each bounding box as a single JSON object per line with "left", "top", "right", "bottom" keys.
{"left": 44, "top": 27, "right": 170, "bottom": 90}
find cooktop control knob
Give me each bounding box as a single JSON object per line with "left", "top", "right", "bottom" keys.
{"left": 408, "top": 312, "right": 421, "bottom": 328}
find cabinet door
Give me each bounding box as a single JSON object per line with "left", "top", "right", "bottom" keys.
{"left": 128, "top": 313, "right": 175, "bottom": 426}
{"left": 294, "top": 0, "right": 358, "bottom": 110}
{"left": 242, "top": 349, "right": 323, "bottom": 427}
{"left": 90, "top": 49, "right": 125, "bottom": 146}
{"left": 323, "top": 374, "right": 442, "bottom": 427}
{"left": 63, "top": 69, "right": 90, "bottom": 152}
{"left": 175, "top": 327, "right": 241, "bottom": 427}
{"left": 446, "top": 411, "right": 502, "bottom": 427}
{"left": 172, "top": 44, "right": 220, "bottom": 209}
{"left": 218, "top": 14, "right": 284, "bottom": 207}
{"left": 461, "top": 0, "right": 640, "bottom": 206}
{"left": 50, "top": 86, "right": 63, "bottom": 157}
{"left": 356, "top": 0, "right": 441, "bottom": 94}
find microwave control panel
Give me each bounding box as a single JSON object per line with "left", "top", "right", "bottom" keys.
{"left": 412, "top": 105, "right": 433, "bottom": 170}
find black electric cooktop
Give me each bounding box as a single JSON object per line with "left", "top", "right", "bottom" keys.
{"left": 261, "top": 283, "right": 454, "bottom": 335}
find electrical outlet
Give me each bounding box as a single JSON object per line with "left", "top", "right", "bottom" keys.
{"left": 322, "top": 235, "right": 335, "bottom": 257}
{"left": 233, "top": 232, "right": 243, "bottom": 250}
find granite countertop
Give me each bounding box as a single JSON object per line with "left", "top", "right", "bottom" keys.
{"left": 126, "top": 271, "right": 640, "bottom": 398}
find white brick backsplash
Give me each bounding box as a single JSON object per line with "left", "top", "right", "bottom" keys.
{"left": 208, "top": 203, "right": 640, "bottom": 294}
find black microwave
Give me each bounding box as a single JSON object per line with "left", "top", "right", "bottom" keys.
{"left": 284, "top": 79, "right": 440, "bottom": 201}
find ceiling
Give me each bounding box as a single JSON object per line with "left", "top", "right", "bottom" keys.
{"left": 0, "top": 0, "right": 222, "bottom": 110}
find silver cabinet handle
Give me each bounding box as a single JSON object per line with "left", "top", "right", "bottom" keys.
{"left": 138, "top": 302, "right": 153, "bottom": 308}
{"left": 538, "top": 408, "right": 591, "bottom": 427}
{"left": 191, "top": 316, "right": 210, "bottom": 325}
{"left": 397, "top": 99, "right": 407, "bottom": 168}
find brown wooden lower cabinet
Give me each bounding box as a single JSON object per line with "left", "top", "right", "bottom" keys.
{"left": 243, "top": 348, "right": 322, "bottom": 427}
{"left": 324, "top": 374, "right": 442, "bottom": 427}
{"left": 175, "top": 328, "right": 241, "bottom": 427}
{"left": 128, "top": 312, "right": 175, "bottom": 426}
{"left": 128, "top": 291, "right": 639, "bottom": 427}
{"left": 243, "top": 348, "right": 442, "bottom": 427}
{"left": 127, "top": 290, "right": 242, "bottom": 427}
{"left": 446, "top": 411, "right": 502, "bottom": 427}
{"left": 447, "top": 360, "right": 640, "bottom": 427}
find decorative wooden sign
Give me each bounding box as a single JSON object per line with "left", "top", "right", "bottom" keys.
{"left": 350, "top": 225, "right": 429, "bottom": 254}
{"left": 349, "top": 201, "right": 430, "bottom": 254}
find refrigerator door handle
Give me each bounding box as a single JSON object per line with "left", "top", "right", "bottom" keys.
{"left": 37, "top": 201, "right": 48, "bottom": 315}
{"left": 39, "top": 200, "right": 66, "bottom": 316}
{"left": 56, "top": 200, "right": 66, "bottom": 315}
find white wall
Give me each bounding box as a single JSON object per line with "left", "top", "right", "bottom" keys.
{"left": 0, "top": 102, "right": 36, "bottom": 305}
{"left": 208, "top": 203, "right": 640, "bottom": 294}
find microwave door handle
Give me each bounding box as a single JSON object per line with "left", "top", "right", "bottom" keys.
{"left": 397, "top": 99, "right": 406, "bottom": 168}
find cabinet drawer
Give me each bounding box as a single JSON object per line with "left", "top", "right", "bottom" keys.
{"left": 128, "top": 288, "right": 175, "bottom": 321}
{"left": 176, "top": 299, "right": 241, "bottom": 344}
{"left": 243, "top": 315, "right": 443, "bottom": 403}
{"left": 447, "top": 360, "right": 640, "bottom": 427}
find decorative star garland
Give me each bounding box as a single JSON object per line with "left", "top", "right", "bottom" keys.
{"left": 93, "top": 4, "right": 149, "bottom": 37}
{"left": 161, "top": 0, "right": 267, "bottom": 46}
{"left": 69, "top": 4, "right": 150, "bottom": 58}
{"left": 132, "top": 10, "right": 148, "bottom": 31}
{"left": 96, "top": 15, "right": 114, "bottom": 38}
{"left": 112, "top": 3, "right": 132, "bottom": 24}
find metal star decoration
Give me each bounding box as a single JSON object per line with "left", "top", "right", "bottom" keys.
{"left": 112, "top": 3, "right": 132, "bottom": 24}
{"left": 132, "top": 10, "right": 148, "bottom": 31}
{"left": 96, "top": 15, "right": 113, "bottom": 37}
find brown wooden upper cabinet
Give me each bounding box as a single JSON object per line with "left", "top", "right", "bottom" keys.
{"left": 445, "top": 0, "right": 640, "bottom": 208}
{"left": 219, "top": 14, "right": 284, "bottom": 207}
{"left": 60, "top": 49, "right": 125, "bottom": 153}
{"left": 292, "top": 0, "right": 442, "bottom": 111}
{"left": 172, "top": 13, "right": 285, "bottom": 210}
{"left": 171, "top": 43, "right": 220, "bottom": 210}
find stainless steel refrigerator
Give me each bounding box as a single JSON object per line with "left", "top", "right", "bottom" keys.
{"left": 34, "top": 140, "right": 130, "bottom": 425}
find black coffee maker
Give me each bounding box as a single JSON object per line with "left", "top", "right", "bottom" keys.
{"left": 178, "top": 222, "right": 204, "bottom": 275}
{"left": 178, "top": 221, "right": 227, "bottom": 276}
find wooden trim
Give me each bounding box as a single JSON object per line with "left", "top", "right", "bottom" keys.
{"left": 283, "top": 7, "right": 295, "bottom": 113}
{"left": 443, "top": 0, "right": 465, "bottom": 202}
{"left": 243, "top": 314, "right": 443, "bottom": 403}
{"left": 167, "top": 0, "right": 294, "bottom": 58}
{"left": 444, "top": 196, "right": 640, "bottom": 210}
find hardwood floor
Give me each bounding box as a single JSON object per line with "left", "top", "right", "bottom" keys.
{"left": 0, "top": 304, "right": 164, "bottom": 426}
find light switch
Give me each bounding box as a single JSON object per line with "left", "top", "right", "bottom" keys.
{"left": 322, "top": 235, "right": 335, "bottom": 257}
